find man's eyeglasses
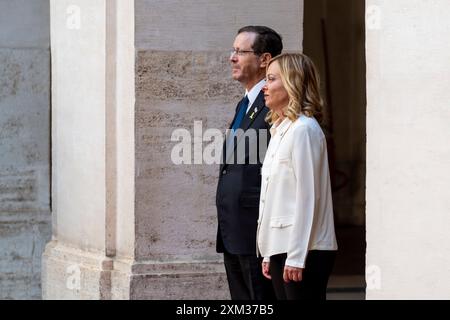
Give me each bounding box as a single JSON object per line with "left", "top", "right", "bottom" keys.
{"left": 230, "top": 48, "right": 256, "bottom": 57}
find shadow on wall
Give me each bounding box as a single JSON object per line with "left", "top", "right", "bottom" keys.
{"left": 0, "top": 0, "right": 52, "bottom": 299}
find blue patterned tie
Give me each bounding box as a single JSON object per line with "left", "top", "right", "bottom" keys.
{"left": 231, "top": 95, "right": 249, "bottom": 132}
{"left": 227, "top": 96, "right": 249, "bottom": 152}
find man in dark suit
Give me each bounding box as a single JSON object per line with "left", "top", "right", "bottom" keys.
{"left": 216, "top": 26, "right": 283, "bottom": 300}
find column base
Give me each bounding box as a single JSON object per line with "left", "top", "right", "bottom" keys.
{"left": 42, "top": 241, "right": 230, "bottom": 299}
{"left": 42, "top": 241, "right": 113, "bottom": 299}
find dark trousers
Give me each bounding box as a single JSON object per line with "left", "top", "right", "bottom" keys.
{"left": 270, "top": 250, "right": 336, "bottom": 300}
{"left": 223, "top": 251, "right": 276, "bottom": 300}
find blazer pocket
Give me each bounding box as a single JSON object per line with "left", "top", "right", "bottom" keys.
{"left": 278, "top": 157, "right": 293, "bottom": 167}
{"left": 270, "top": 215, "right": 295, "bottom": 228}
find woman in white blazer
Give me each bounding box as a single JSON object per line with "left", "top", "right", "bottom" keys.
{"left": 257, "top": 53, "right": 338, "bottom": 300}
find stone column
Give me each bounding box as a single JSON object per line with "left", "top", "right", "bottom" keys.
{"left": 43, "top": 0, "right": 303, "bottom": 299}
{"left": 42, "top": 0, "right": 135, "bottom": 299}
{"left": 366, "top": 0, "right": 450, "bottom": 299}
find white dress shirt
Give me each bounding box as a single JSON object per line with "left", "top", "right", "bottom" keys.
{"left": 257, "top": 115, "right": 338, "bottom": 268}
{"left": 245, "top": 79, "right": 266, "bottom": 114}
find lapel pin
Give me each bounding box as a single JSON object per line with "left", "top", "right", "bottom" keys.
{"left": 249, "top": 108, "right": 258, "bottom": 120}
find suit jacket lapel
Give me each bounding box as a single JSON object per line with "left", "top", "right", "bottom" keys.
{"left": 220, "top": 99, "right": 244, "bottom": 171}
{"left": 239, "top": 91, "right": 266, "bottom": 131}
{"left": 223, "top": 91, "right": 267, "bottom": 167}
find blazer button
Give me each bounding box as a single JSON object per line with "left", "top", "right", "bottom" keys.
{"left": 222, "top": 170, "right": 227, "bottom": 175}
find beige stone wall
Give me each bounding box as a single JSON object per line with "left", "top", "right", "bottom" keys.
{"left": 135, "top": 0, "right": 303, "bottom": 52}
{"left": 366, "top": 0, "right": 450, "bottom": 299}
{"left": 135, "top": 51, "right": 240, "bottom": 261}
{"left": 0, "top": 0, "right": 51, "bottom": 299}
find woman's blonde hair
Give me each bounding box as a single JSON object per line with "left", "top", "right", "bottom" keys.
{"left": 265, "top": 53, "right": 324, "bottom": 125}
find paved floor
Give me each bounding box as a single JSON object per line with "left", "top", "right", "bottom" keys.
{"left": 326, "top": 226, "right": 366, "bottom": 300}
{"left": 327, "top": 275, "right": 365, "bottom": 300}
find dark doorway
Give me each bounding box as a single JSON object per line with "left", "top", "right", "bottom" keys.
{"left": 303, "top": 0, "right": 366, "bottom": 299}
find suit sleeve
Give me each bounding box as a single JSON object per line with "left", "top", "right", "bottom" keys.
{"left": 285, "top": 124, "right": 323, "bottom": 268}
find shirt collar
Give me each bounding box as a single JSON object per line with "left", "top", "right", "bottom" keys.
{"left": 270, "top": 117, "right": 291, "bottom": 137}
{"left": 245, "top": 79, "right": 266, "bottom": 107}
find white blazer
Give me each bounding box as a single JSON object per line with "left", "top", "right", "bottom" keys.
{"left": 257, "top": 115, "right": 338, "bottom": 268}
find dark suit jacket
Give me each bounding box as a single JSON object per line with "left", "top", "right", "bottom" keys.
{"left": 216, "top": 91, "right": 271, "bottom": 255}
